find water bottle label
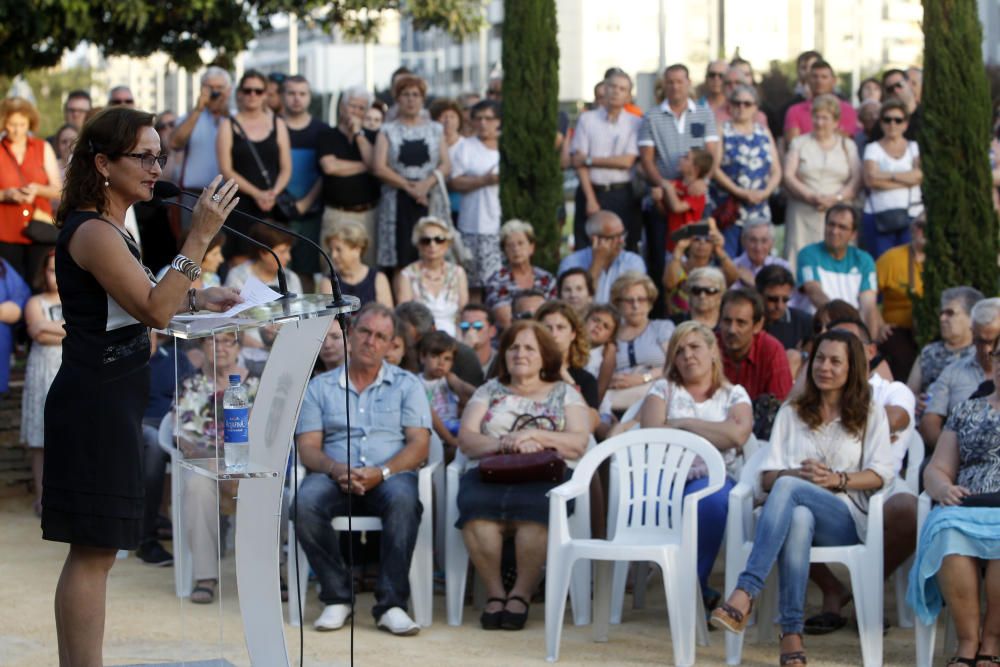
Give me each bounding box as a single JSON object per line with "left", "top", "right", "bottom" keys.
{"left": 224, "top": 407, "right": 250, "bottom": 443}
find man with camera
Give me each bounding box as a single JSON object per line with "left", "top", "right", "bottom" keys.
{"left": 171, "top": 66, "right": 233, "bottom": 193}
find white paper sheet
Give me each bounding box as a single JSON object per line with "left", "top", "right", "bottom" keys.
{"left": 173, "top": 275, "right": 282, "bottom": 320}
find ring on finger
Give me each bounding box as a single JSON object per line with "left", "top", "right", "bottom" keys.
{"left": 211, "top": 193, "right": 222, "bottom": 202}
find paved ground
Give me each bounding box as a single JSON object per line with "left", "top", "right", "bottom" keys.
{"left": 1, "top": 492, "right": 947, "bottom": 666}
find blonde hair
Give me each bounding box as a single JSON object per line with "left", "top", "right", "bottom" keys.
{"left": 811, "top": 93, "right": 842, "bottom": 121}
{"left": 500, "top": 219, "right": 537, "bottom": 246}
{"left": 609, "top": 271, "right": 659, "bottom": 305}
{"left": 411, "top": 216, "right": 452, "bottom": 246}
{"left": 323, "top": 219, "right": 370, "bottom": 255}
{"left": 663, "top": 321, "right": 728, "bottom": 393}
{"left": 687, "top": 266, "right": 725, "bottom": 291}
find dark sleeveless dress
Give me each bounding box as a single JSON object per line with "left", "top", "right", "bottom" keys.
{"left": 340, "top": 266, "right": 378, "bottom": 306}
{"left": 41, "top": 211, "right": 152, "bottom": 550}
{"left": 227, "top": 115, "right": 281, "bottom": 257}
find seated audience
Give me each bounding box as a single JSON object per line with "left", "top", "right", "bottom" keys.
{"left": 876, "top": 214, "right": 925, "bottom": 380}
{"left": 395, "top": 216, "right": 469, "bottom": 336}
{"left": 732, "top": 219, "right": 793, "bottom": 289}
{"left": 224, "top": 223, "right": 302, "bottom": 294}
{"left": 483, "top": 219, "right": 556, "bottom": 330}
{"left": 755, "top": 264, "right": 813, "bottom": 378}
{"left": 921, "top": 298, "right": 1000, "bottom": 450}
{"left": 712, "top": 330, "right": 893, "bottom": 667}
{"left": 319, "top": 219, "right": 394, "bottom": 307}
{"left": 457, "top": 320, "right": 589, "bottom": 631}
{"left": 418, "top": 330, "right": 475, "bottom": 456}
{"left": 606, "top": 272, "right": 675, "bottom": 411}
{"left": 510, "top": 289, "right": 547, "bottom": 322}
{"left": 536, "top": 300, "right": 599, "bottom": 410}
{"left": 557, "top": 268, "right": 595, "bottom": 319}
{"left": 295, "top": 304, "right": 431, "bottom": 635}
{"left": 558, "top": 211, "right": 646, "bottom": 304}
{"left": 717, "top": 288, "right": 792, "bottom": 402}
{"left": 907, "top": 286, "right": 982, "bottom": 412}
{"left": 175, "top": 332, "right": 259, "bottom": 604}
{"left": 458, "top": 304, "right": 497, "bottom": 377}
{"left": 639, "top": 321, "right": 753, "bottom": 607}
{"left": 395, "top": 301, "right": 484, "bottom": 387}
{"left": 908, "top": 337, "right": 1000, "bottom": 665}
{"left": 797, "top": 204, "right": 883, "bottom": 338}
{"left": 584, "top": 303, "right": 619, "bottom": 403}
{"left": 664, "top": 221, "right": 738, "bottom": 314}
{"left": 316, "top": 319, "right": 346, "bottom": 373}
{"left": 670, "top": 266, "right": 726, "bottom": 328}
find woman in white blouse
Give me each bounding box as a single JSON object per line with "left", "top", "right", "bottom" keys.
{"left": 710, "top": 329, "right": 894, "bottom": 667}
{"left": 638, "top": 320, "right": 753, "bottom": 608}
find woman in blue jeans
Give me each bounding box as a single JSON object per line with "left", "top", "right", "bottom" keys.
{"left": 710, "top": 329, "right": 894, "bottom": 666}
{"left": 638, "top": 321, "right": 753, "bottom": 609}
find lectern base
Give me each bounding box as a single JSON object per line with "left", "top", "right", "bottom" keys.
{"left": 122, "top": 661, "right": 238, "bottom": 667}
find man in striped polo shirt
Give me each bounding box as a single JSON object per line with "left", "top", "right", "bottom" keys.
{"left": 638, "top": 64, "right": 720, "bottom": 315}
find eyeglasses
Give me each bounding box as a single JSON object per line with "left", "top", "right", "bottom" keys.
{"left": 595, "top": 231, "right": 627, "bottom": 241}
{"left": 689, "top": 286, "right": 721, "bottom": 296}
{"left": 707, "top": 72, "right": 725, "bottom": 79}
{"left": 241, "top": 87, "right": 266, "bottom": 96}
{"left": 881, "top": 115, "right": 906, "bottom": 124}
{"left": 730, "top": 99, "right": 755, "bottom": 108}
{"left": 513, "top": 311, "right": 535, "bottom": 321}
{"left": 109, "top": 99, "right": 135, "bottom": 106}
{"left": 459, "top": 321, "right": 486, "bottom": 331}
{"left": 155, "top": 121, "right": 176, "bottom": 131}
{"left": 418, "top": 236, "right": 449, "bottom": 246}
{"left": 66, "top": 107, "right": 89, "bottom": 114}
{"left": 616, "top": 296, "right": 649, "bottom": 306}
{"left": 940, "top": 308, "right": 959, "bottom": 317}
{"left": 766, "top": 295, "right": 791, "bottom": 303}
{"left": 117, "top": 152, "right": 168, "bottom": 170}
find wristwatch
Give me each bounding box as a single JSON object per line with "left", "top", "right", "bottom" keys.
{"left": 381, "top": 465, "right": 393, "bottom": 481}
{"left": 584, "top": 156, "right": 593, "bottom": 167}
{"left": 642, "top": 372, "right": 653, "bottom": 383}
{"left": 170, "top": 254, "right": 202, "bottom": 282}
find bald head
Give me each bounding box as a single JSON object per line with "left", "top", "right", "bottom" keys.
{"left": 585, "top": 211, "right": 624, "bottom": 238}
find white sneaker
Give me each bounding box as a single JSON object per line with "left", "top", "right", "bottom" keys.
{"left": 376, "top": 607, "right": 420, "bottom": 636}
{"left": 314, "top": 603, "right": 352, "bottom": 631}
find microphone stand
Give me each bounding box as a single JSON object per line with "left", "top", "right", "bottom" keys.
{"left": 179, "top": 189, "right": 351, "bottom": 328}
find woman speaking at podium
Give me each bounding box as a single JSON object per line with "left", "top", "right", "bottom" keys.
{"left": 43, "top": 106, "right": 242, "bottom": 666}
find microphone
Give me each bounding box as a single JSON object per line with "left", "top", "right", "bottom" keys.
{"left": 152, "top": 181, "right": 291, "bottom": 297}
{"left": 173, "top": 183, "right": 351, "bottom": 322}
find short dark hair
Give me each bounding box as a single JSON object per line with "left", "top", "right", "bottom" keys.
{"left": 281, "top": 74, "right": 309, "bottom": 92}
{"left": 688, "top": 147, "right": 714, "bottom": 178}
{"left": 797, "top": 50, "right": 823, "bottom": 66}
{"left": 755, "top": 264, "right": 796, "bottom": 292}
{"left": 493, "top": 320, "right": 563, "bottom": 384}
{"left": 825, "top": 203, "right": 860, "bottom": 230}
{"left": 429, "top": 97, "right": 463, "bottom": 122}
{"left": 419, "top": 330, "right": 458, "bottom": 358}
{"left": 882, "top": 68, "right": 909, "bottom": 85}
{"left": 65, "top": 90, "right": 91, "bottom": 108}
{"left": 664, "top": 63, "right": 690, "bottom": 79}
{"left": 828, "top": 317, "right": 873, "bottom": 345}
{"left": 238, "top": 69, "right": 268, "bottom": 90}
{"left": 250, "top": 223, "right": 294, "bottom": 252}
{"left": 512, "top": 289, "right": 547, "bottom": 313}
{"left": 721, "top": 288, "right": 765, "bottom": 323}
{"left": 879, "top": 98, "right": 909, "bottom": 121}
{"left": 557, "top": 267, "right": 595, "bottom": 297}
{"left": 395, "top": 301, "right": 435, "bottom": 337}
{"left": 809, "top": 59, "right": 834, "bottom": 74}
{"left": 856, "top": 77, "right": 881, "bottom": 101}
{"left": 462, "top": 302, "right": 494, "bottom": 325}
{"left": 813, "top": 299, "right": 860, "bottom": 335}
{"left": 470, "top": 99, "right": 501, "bottom": 120}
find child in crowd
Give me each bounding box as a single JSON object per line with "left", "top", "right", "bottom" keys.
{"left": 655, "top": 147, "right": 715, "bottom": 251}
{"left": 418, "top": 331, "right": 475, "bottom": 459}
{"left": 584, "top": 303, "right": 620, "bottom": 404}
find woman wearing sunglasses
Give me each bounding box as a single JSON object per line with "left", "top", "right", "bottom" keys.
{"left": 216, "top": 69, "right": 292, "bottom": 262}
{"left": 861, "top": 99, "right": 923, "bottom": 259}
{"left": 395, "top": 216, "right": 468, "bottom": 335}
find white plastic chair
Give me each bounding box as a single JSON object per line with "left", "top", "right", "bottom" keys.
{"left": 158, "top": 412, "right": 194, "bottom": 598}
{"left": 723, "top": 442, "right": 888, "bottom": 667}
{"left": 545, "top": 428, "right": 726, "bottom": 666}
{"left": 287, "top": 438, "right": 440, "bottom": 627}
{"left": 444, "top": 444, "right": 593, "bottom": 627}
{"left": 914, "top": 490, "right": 963, "bottom": 667}
{"left": 891, "top": 429, "right": 925, "bottom": 629}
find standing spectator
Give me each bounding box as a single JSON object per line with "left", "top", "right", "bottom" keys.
{"left": 869, "top": 69, "right": 922, "bottom": 142}
{"left": 318, "top": 87, "right": 379, "bottom": 267}
{"left": 374, "top": 75, "right": 451, "bottom": 271}
{"left": 171, "top": 66, "right": 233, "bottom": 193}
{"left": 281, "top": 75, "right": 326, "bottom": 277}
{"left": 907, "top": 286, "right": 982, "bottom": 401}
{"left": 394, "top": 217, "right": 468, "bottom": 336}
{"left": 861, "top": 99, "right": 923, "bottom": 257}
{"left": 767, "top": 50, "right": 822, "bottom": 140}
{"left": 51, "top": 124, "right": 78, "bottom": 203}
{"left": 318, "top": 220, "right": 393, "bottom": 307}
{"left": 107, "top": 86, "right": 135, "bottom": 107}
{"left": 557, "top": 267, "right": 595, "bottom": 319}
{"left": 717, "top": 288, "right": 792, "bottom": 402}
{"left": 21, "top": 251, "right": 63, "bottom": 517}
{"left": 657, "top": 148, "right": 714, "bottom": 253}
{"left": 430, "top": 98, "right": 465, "bottom": 224}
{"left": 449, "top": 100, "right": 502, "bottom": 292}
{"left": 638, "top": 64, "right": 720, "bottom": 313}
{"left": 797, "top": 204, "right": 883, "bottom": 338}
{"left": 854, "top": 99, "right": 881, "bottom": 157}
{"left": 783, "top": 61, "right": 860, "bottom": 143}
{"left": 711, "top": 85, "right": 782, "bottom": 256}
{"left": 153, "top": 112, "right": 180, "bottom": 182}
{"left": 732, "top": 219, "right": 793, "bottom": 289}
{"left": 756, "top": 264, "right": 814, "bottom": 378}
{"left": 265, "top": 72, "right": 285, "bottom": 116}
{"left": 0, "top": 97, "right": 62, "bottom": 281}
{"left": 714, "top": 67, "right": 771, "bottom": 128}
{"left": 698, "top": 60, "right": 729, "bottom": 116}
{"left": 571, "top": 69, "right": 642, "bottom": 251}
{"left": 58, "top": 90, "right": 91, "bottom": 131}
{"left": 558, "top": 211, "right": 646, "bottom": 305}
{"left": 217, "top": 70, "right": 293, "bottom": 259}
{"left": 484, "top": 220, "right": 557, "bottom": 331}
{"left": 782, "top": 95, "right": 862, "bottom": 269}
{"left": 857, "top": 77, "right": 882, "bottom": 104}
{"left": 876, "top": 215, "right": 925, "bottom": 381}
{"left": 364, "top": 101, "right": 387, "bottom": 133}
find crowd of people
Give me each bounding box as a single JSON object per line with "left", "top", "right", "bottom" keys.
{"left": 7, "top": 47, "right": 1000, "bottom": 666}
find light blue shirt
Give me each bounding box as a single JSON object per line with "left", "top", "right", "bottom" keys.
{"left": 296, "top": 363, "right": 431, "bottom": 469}
{"left": 559, "top": 248, "right": 647, "bottom": 304}
{"left": 177, "top": 110, "right": 223, "bottom": 189}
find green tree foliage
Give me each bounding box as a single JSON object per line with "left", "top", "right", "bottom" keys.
{"left": 0, "top": 1, "right": 486, "bottom": 77}
{"left": 0, "top": 68, "right": 93, "bottom": 136}
{"left": 499, "top": 0, "right": 562, "bottom": 272}
{"left": 914, "top": 0, "right": 999, "bottom": 343}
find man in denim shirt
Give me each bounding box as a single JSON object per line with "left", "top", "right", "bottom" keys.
{"left": 295, "top": 303, "right": 431, "bottom": 635}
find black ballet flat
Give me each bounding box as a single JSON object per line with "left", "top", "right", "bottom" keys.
{"left": 500, "top": 595, "right": 530, "bottom": 631}
{"left": 480, "top": 597, "right": 506, "bottom": 630}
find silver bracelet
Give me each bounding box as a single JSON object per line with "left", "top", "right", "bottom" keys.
{"left": 187, "top": 288, "right": 198, "bottom": 313}
{"left": 170, "top": 254, "right": 202, "bottom": 282}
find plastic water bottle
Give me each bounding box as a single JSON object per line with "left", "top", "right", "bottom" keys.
{"left": 223, "top": 374, "right": 250, "bottom": 471}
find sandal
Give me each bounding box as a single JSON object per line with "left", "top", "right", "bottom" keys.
{"left": 976, "top": 656, "right": 1000, "bottom": 667}
{"left": 190, "top": 580, "right": 217, "bottom": 604}
{"left": 500, "top": 595, "right": 530, "bottom": 631}
{"left": 946, "top": 658, "right": 976, "bottom": 667}
{"left": 480, "top": 597, "right": 506, "bottom": 630}
{"left": 709, "top": 593, "right": 753, "bottom": 634}
{"left": 779, "top": 632, "right": 807, "bottom": 666}
{"left": 803, "top": 611, "right": 847, "bottom": 635}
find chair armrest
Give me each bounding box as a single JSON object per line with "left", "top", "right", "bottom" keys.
{"left": 863, "top": 488, "right": 888, "bottom": 545}
{"left": 917, "top": 491, "right": 932, "bottom": 533}
{"left": 419, "top": 461, "right": 440, "bottom": 478}
{"left": 548, "top": 479, "right": 590, "bottom": 501}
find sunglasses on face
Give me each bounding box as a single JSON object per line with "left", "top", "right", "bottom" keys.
{"left": 418, "top": 236, "right": 449, "bottom": 246}
{"left": 459, "top": 321, "right": 485, "bottom": 331}
{"left": 881, "top": 115, "right": 906, "bottom": 124}
{"left": 118, "top": 152, "right": 169, "bottom": 170}
{"left": 109, "top": 99, "right": 134, "bottom": 106}
{"left": 707, "top": 72, "right": 725, "bottom": 79}
{"left": 513, "top": 312, "right": 534, "bottom": 321}
{"left": 241, "top": 87, "right": 266, "bottom": 96}
{"left": 766, "top": 295, "right": 791, "bottom": 303}
{"left": 155, "top": 121, "right": 176, "bottom": 131}
{"left": 689, "top": 286, "right": 721, "bottom": 296}
{"left": 730, "top": 99, "right": 755, "bottom": 108}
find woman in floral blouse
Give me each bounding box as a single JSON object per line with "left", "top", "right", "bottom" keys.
{"left": 483, "top": 219, "right": 556, "bottom": 330}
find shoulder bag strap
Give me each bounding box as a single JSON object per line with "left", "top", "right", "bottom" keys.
{"left": 1, "top": 141, "right": 28, "bottom": 186}
{"left": 230, "top": 117, "right": 274, "bottom": 189}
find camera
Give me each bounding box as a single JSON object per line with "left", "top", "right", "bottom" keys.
{"left": 210, "top": 91, "right": 222, "bottom": 100}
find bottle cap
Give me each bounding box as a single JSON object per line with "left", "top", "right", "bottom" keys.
{"left": 229, "top": 374, "right": 241, "bottom": 384}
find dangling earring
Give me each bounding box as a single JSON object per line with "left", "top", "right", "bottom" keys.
{"left": 104, "top": 178, "right": 110, "bottom": 187}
